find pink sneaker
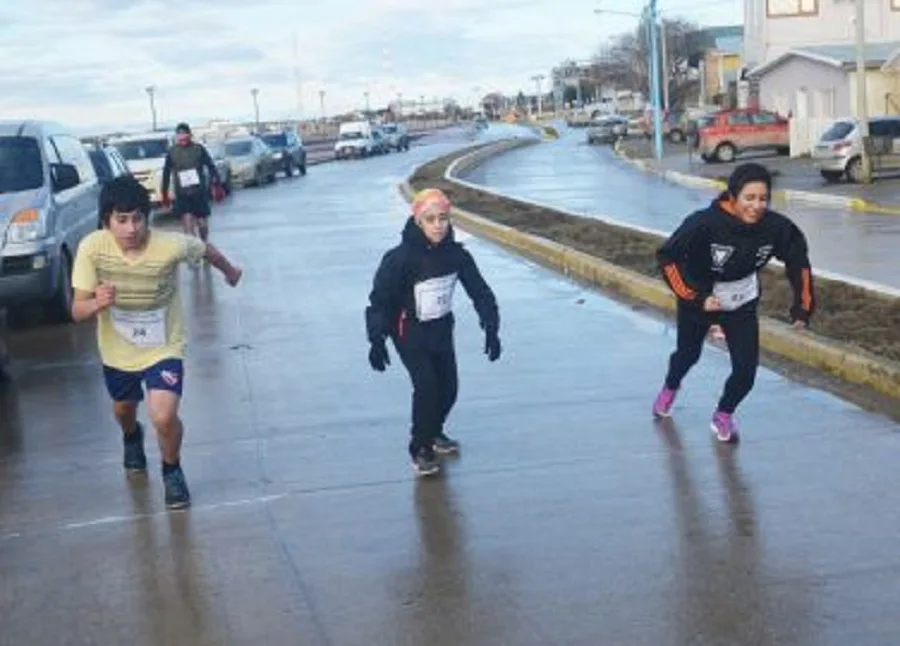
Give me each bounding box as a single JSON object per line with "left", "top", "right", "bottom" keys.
{"left": 711, "top": 411, "right": 739, "bottom": 443}
{"left": 652, "top": 386, "right": 677, "bottom": 418}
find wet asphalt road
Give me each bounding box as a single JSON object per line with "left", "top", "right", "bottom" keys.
{"left": 463, "top": 126, "right": 900, "bottom": 291}
{"left": 2, "top": 126, "right": 900, "bottom": 645}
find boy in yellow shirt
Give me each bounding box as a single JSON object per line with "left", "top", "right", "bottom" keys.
{"left": 72, "top": 176, "right": 242, "bottom": 509}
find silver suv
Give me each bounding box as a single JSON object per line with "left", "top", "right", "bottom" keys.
{"left": 813, "top": 116, "right": 900, "bottom": 183}
{"left": 0, "top": 120, "right": 100, "bottom": 323}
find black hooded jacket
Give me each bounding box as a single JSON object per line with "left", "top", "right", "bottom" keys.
{"left": 657, "top": 193, "right": 815, "bottom": 323}
{"left": 366, "top": 217, "right": 499, "bottom": 351}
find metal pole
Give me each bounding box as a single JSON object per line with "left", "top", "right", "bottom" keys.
{"left": 319, "top": 90, "right": 326, "bottom": 121}
{"left": 649, "top": 0, "right": 664, "bottom": 160}
{"left": 660, "top": 19, "right": 669, "bottom": 111}
{"left": 855, "top": 0, "right": 872, "bottom": 182}
{"left": 146, "top": 86, "right": 157, "bottom": 131}
{"left": 251, "top": 88, "right": 260, "bottom": 132}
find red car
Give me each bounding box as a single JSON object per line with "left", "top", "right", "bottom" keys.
{"left": 694, "top": 109, "right": 790, "bottom": 163}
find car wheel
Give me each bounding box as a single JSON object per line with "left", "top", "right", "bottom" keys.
{"left": 45, "top": 251, "right": 73, "bottom": 324}
{"left": 299, "top": 163, "right": 307, "bottom": 176}
{"left": 820, "top": 170, "right": 842, "bottom": 183}
{"left": 284, "top": 161, "right": 293, "bottom": 177}
{"left": 668, "top": 129, "right": 684, "bottom": 144}
{"left": 714, "top": 142, "right": 736, "bottom": 163}
{"left": 846, "top": 156, "right": 863, "bottom": 183}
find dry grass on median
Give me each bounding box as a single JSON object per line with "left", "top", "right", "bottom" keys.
{"left": 409, "top": 148, "right": 900, "bottom": 363}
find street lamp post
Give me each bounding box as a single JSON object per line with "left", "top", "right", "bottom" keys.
{"left": 145, "top": 86, "right": 157, "bottom": 131}
{"left": 854, "top": 0, "right": 872, "bottom": 182}
{"left": 364, "top": 91, "right": 370, "bottom": 115}
{"left": 251, "top": 88, "right": 260, "bottom": 132}
{"left": 531, "top": 74, "right": 545, "bottom": 117}
{"left": 319, "top": 90, "right": 326, "bottom": 122}
{"left": 648, "top": 0, "right": 664, "bottom": 161}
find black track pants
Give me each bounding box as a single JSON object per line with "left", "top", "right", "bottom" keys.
{"left": 664, "top": 303, "right": 760, "bottom": 413}
{"left": 396, "top": 342, "right": 459, "bottom": 454}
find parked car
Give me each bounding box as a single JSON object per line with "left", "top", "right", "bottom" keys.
{"left": 380, "top": 123, "right": 410, "bottom": 151}
{"left": 223, "top": 136, "right": 279, "bottom": 187}
{"left": 108, "top": 132, "right": 172, "bottom": 206}
{"left": 201, "top": 140, "right": 234, "bottom": 196}
{"left": 812, "top": 116, "right": 900, "bottom": 183}
{"left": 0, "top": 120, "right": 101, "bottom": 323}
{"left": 86, "top": 144, "right": 132, "bottom": 185}
{"left": 586, "top": 115, "right": 628, "bottom": 144}
{"left": 334, "top": 121, "right": 380, "bottom": 159}
{"left": 694, "top": 108, "right": 790, "bottom": 163}
{"left": 260, "top": 130, "right": 307, "bottom": 176}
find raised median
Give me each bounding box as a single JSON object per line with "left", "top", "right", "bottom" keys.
{"left": 399, "top": 138, "right": 900, "bottom": 403}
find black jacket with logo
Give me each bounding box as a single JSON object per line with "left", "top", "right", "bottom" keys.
{"left": 161, "top": 143, "right": 220, "bottom": 198}
{"left": 657, "top": 193, "right": 815, "bottom": 323}
{"left": 366, "top": 217, "right": 499, "bottom": 352}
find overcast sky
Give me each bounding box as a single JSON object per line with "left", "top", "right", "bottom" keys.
{"left": 0, "top": 0, "right": 740, "bottom": 134}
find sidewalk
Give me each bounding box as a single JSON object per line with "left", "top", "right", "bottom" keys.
{"left": 617, "top": 139, "right": 900, "bottom": 215}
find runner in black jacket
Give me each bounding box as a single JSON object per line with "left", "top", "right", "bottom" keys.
{"left": 652, "top": 162, "right": 815, "bottom": 442}
{"left": 366, "top": 188, "right": 501, "bottom": 476}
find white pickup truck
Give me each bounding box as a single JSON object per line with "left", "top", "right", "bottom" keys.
{"left": 334, "top": 121, "right": 385, "bottom": 159}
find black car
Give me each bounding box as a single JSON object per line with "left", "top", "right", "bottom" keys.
{"left": 87, "top": 145, "right": 132, "bottom": 184}
{"left": 260, "top": 131, "right": 307, "bottom": 177}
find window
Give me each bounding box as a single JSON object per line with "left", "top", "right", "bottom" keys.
{"left": 727, "top": 113, "right": 752, "bottom": 126}
{"left": 751, "top": 112, "right": 778, "bottom": 125}
{"left": 894, "top": 0, "right": 900, "bottom": 10}
{"left": 50, "top": 135, "right": 96, "bottom": 185}
{"left": 767, "top": 0, "right": 817, "bottom": 17}
{"left": 0, "top": 137, "right": 43, "bottom": 193}
{"left": 114, "top": 138, "right": 168, "bottom": 161}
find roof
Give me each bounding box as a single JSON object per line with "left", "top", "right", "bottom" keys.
{"left": 0, "top": 120, "right": 67, "bottom": 138}
{"left": 749, "top": 42, "right": 900, "bottom": 77}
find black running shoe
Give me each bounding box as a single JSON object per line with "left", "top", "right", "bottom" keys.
{"left": 163, "top": 466, "right": 191, "bottom": 509}
{"left": 123, "top": 423, "right": 148, "bottom": 472}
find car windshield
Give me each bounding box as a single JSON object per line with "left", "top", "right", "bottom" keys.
{"left": 341, "top": 132, "right": 364, "bottom": 140}
{"left": 820, "top": 121, "right": 855, "bottom": 142}
{"left": 225, "top": 141, "right": 253, "bottom": 156}
{"left": 262, "top": 134, "right": 287, "bottom": 147}
{"left": 114, "top": 139, "right": 169, "bottom": 160}
{"left": 0, "top": 136, "right": 43, "bottom": 193}
{"left": 382, "top": 125, "right": 397, "bottom": 133}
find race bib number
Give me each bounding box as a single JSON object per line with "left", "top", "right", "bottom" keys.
{"left": 110, "top": 307, "right": 167, "bottom": 348}
{"left": 414, "top": 274, "right": 457, "bottom": 321}
{"left": 178, "top": 169, "right": 200, "bottom": 187}
{"left": 713, "top": 274, "right": 759, "bottom": 311}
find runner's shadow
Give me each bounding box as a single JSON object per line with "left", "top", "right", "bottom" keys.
{"left": 654, "top": 418, "right": 772, "bottom": 645}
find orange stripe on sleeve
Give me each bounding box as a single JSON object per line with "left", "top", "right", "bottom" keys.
{"left": 801, "top": 268, "right": 812, "bottom": 311}
{"left": 663, "top": 264, "right": 697, "bottom": 300}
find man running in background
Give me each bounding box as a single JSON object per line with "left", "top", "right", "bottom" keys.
{"left": 161, "top": 123, "right": 225, "bottom": 243}
{"left": 73, "top": 175, "right": 242, "bottom": 509}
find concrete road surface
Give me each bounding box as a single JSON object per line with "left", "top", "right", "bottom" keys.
{"left": 462, "top": 127, "right": 900, "bottom": 292}
{"left": 1, "top": 126, "right": 899, "bottom": 645}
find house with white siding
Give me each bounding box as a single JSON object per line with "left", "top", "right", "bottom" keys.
{"left": 743, "top": 0, "right": 900, "bottom": 153}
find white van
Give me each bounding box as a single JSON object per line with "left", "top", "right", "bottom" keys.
{"left": 108, "top": 132, "right": 173, "bottom": 205}
{"left": 334, "top": 121, "right": 380, "bottom": 159}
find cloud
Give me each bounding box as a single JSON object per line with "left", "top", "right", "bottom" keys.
{"left": 0, "top": 0, "right": 739, "bottom": 131}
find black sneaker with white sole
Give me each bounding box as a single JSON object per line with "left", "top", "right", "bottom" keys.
{"left": 163, "top": 465, "right": 191, "bottom": 509}
{"left": 411, "top": 448, "right": 441, "bottom": 477}
{"left": 433, "top": 433, "right": 460, "bottom": 455}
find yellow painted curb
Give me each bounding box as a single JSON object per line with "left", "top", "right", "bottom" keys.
{"left": 400, "top": 149, "right": 900, "bottom": 401}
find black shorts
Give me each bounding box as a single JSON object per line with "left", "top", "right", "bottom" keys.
{"left": 173, "top": 193, "right": 211, "bottom": 218}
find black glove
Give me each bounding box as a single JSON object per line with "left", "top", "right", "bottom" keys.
{"left": 484, "top": 327, "right": 501, "bottom": 362}
{"left": 368, "top": 339, "right": 390, "bottom": 372}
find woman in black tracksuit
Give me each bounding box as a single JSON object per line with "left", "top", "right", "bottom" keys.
{"left": 366, "top": 189, "right": 501, "bottom": 476}
{"left": 652, "top": 163, "right": 815, "bottom": 442}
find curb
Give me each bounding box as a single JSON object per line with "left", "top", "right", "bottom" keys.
{"left": 403, "top": 141, "right": 900, "bottom": 402}
{"left": 612, "top": 142, "right": 900, "bottom": 215}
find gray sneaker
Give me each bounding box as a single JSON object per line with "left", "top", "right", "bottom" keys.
{"left": 163, "top": 466, "right": 191, "bottom": 509}
{"left": 433, "top": 433, "right": 460, "bottom": 455}
{"left": 412, "top": 449, "right": 441, "bottom": 477}
{"left": 123, "top": 423, "right": 147, "bottom": 472}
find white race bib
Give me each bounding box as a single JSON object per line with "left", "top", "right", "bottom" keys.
{"left": 713, "top": 274, "right": 759, "bottom": 311}
{"left": 111, "top": 307, "right": 167, "bottom": 348}
{"left": 178, "top": 169, "right": 200, "bottom": 187}
{"left": 414, "top": 274, "right": 457, "bottom": 321}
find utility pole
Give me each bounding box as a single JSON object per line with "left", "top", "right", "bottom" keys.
{"left": 364, "top": 90, "right": 370, "bottom": 115}
{"left": 854, "top": 0, "right": 872, "bottom": 182}
{"left": 648, "top": 0, "right": 664, "bottom": 161}
{"left": 319, "top": 90, "right": 326, "bottom": 122}
{"left": 660, "top": 19, "right": 669, "bottom": 112}
{"left": 251, "top": 88, "right": 260, "bottom": 132}
{"left": 531, "top": 74, "right": 545, "bottom": 117}
{"left": 145, "top": 86, "right": 157, "bottom": 131}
